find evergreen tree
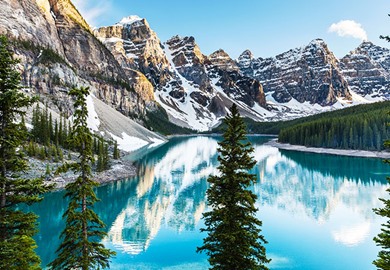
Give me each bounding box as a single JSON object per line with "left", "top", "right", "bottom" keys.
{"left": 197, "top": 103, "right": 270, "bottom": 270}
{"left": 113, "top": 140, "right": 120, "bottom": 159}
{"left": 58, "top": 115, "right": 63, "bottom": 146}
{"left": 96, "top": 138, "right": 104, "bottom": 172}
{"left": 103, "top": 142, "right": 109, "bottom": 170}
{"left": 49, "top": 86, "right": 115, "bottom": 270}
{"left": 0, "top": 35, "right": 49, "bottom": 269}
{"left": 373, "top": 144, "right": 390, "bottom": 269}
{"left": 54, "top": 119, "right": 59, "bottom": 146}
{"left": 373, "top": 26, "right": 390, "bottom": 269}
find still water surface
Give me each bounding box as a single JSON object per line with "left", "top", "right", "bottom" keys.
{"left": 30, "top": 136, "right": 389, "bottom": 269}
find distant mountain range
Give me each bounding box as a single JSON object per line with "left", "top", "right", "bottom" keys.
{"left": 1, "top": 0, "right": 389, "bottom": 137}
{"left": 95, "top": 16, "right": 390, "bottom": 130}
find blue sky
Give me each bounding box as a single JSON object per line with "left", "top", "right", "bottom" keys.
{"left": 73, "top": 0, "right": 390, "bottom": 59}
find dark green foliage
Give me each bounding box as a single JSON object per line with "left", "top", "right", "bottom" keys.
{"left": 144, "top": 104, "right": 194, "bottom": 135}
{"left": 39, "top": 48, "right": 68, "bottom": 66}
{"left": 49, "top": 86, "right": 115, "bottom": 270}
{"left": 197, "top": 104, "right": 270, "bottom": 270}
{"left": 211, "top": 102, "right": 390, "bottom": 148}
{"left": 373, "top": 140, "right": 390, "bottom": 269}
{"left": 0, "top": 35, "right": 50, "bottom": 269}
{"left": 29, "top": 105, "right": 72, "bottom": 162}
{"left": 96, "top": 137, "right": 109, "bottom": 172}
{"left": 373, "top": 23, "right": 390, "bottom": 269}
{"left": 113, "top": 140, "right": 120, "bottom": 159}
{"left": 278, "top": 101, "right": 390, "bottom": 150}
{"left": 12, "top": 38, "right": 69, "bottom": 67}
{"left": 31, "top": 104, "right": 68, "bottom": 147}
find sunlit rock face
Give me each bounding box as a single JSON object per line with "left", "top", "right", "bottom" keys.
{"left": 0, "top": 0, "right": 146, "bottom": 117}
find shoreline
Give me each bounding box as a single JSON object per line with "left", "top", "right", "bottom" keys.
{"left": 27, "top": 157, "right": 137, "bottom": 190}
{"left": 51, "top": 159, "right": 137, "bottom": 190}
{"left": 166, "top": 133, "right": 278, "bottom": 138}
{"left": 265, "top": 139, "right": 390, "bottom": 159}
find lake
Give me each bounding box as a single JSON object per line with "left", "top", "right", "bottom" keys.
{"left": 29, "top": 136, "right": 389, "bottom": 269}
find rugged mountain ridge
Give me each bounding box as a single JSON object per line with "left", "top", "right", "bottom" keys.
{"left": 2, "top": 1, "right": 390, "bottom": 133}
{"left": 0, "top": 0, "right": 166, "bottom": 150}
{"left": 0, "top": 0, "right": 150, "bottom": 117}
{"left": 96, "top": 17, "right": 269, "bottom": 130}
{"left": 340, "top": 41, "right": 390, "bottom": 99}
{"left": 96, "top": 16, "right": 390, "bottom": 130}
{"left": 238, "top": 39, "right": 352, "bottom": 106}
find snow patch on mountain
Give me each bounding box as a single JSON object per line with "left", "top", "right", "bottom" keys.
{"left": 156, "top": 45, "right": 220, "bottom": 131}
{"left": 117, "top": 15, "right": 143, "bottom": 26}
{"left": 109, "top": 132, "right": 149, "bottom": 152}
{"left": 89, "top": 96, "right": 166, "bottom": 152}
{"left": 86, "top": 94, "right": 100, "bottom": 132}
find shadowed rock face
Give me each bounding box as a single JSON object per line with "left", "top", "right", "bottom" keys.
{"left": 165, "top": 35, "right": 213, "bottom": 94}
{"left": 238, "top": 39, "right": 352, "bottom": 106}
{"left": 340, "top": 41, "right": 390, "bottom": 99}
{"left": 0, "top": 0, "right": 147, "bottom": 117}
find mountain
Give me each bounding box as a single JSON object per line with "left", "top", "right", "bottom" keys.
{"left": 96, "top": 18, "right": 269, "bottom": 131}
{"left": 340, "top": 41, "right": 390, "bottom": 100}
{"left": 2, "top": 1, "right": 390, "bottom": 134}
{"left": 0, "top": 0, "right": 165, "bottom": 150}
{"left": 238, "top": 39, "right": 351, "bottom": 106}
{"left": 97, "top": 16, "right": 390, "bottom": 130}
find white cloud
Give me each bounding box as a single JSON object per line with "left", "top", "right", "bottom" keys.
{"left": 328, "top": 20, "right": 368, "bottom": 41}
{"left": 72, "top": 0, "right": 112, "bottom": 27}
{"left": 331, "top": 222, "right": 371, "bottom": 247}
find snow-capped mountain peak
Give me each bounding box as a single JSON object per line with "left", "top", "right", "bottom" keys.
{"left": 117, "top": 15, "right": 143, "bottom": 26}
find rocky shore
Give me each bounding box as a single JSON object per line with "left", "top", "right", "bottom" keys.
{"left": 265, "top": 139, "right": 390, "bottom": 159}
{"left": 26, "top": 156, "right": 137, "bottom": 189}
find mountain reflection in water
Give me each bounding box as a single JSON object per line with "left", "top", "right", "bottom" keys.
{"left": 29, "top": 136, "right": 389, "bottom": 269}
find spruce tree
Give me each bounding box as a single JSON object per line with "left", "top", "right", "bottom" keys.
{"left": 113, "top": 140, "right": 120, "bottom": 159}
{"left": 49, "top": 86, "right": 115, "bottom": 270}
{"left": 0, "top": 35, "right": 49, "bottom": 269}
{"left": 96, "top": 137, "right": 104, "bottom": 172}
{"left": 197, "top": 103, "right": 270, "bottom": 270}
{"left": 373, "top": 159, "right": 390, "bottom": 269}
{"left": 373, "top": 25, "right": 390, "bottom": 270}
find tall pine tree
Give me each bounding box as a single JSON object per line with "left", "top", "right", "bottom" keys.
{"left": 197, "top": 103, "right": 270, "bottom": 270}
{"left": 49, "top": 86, "right": 115, "bottom": 270}
{"left": 373, "top": 23, "right": 390, "bottom": 270}
{"left": 373, "top": 156, "right": 390, "bottom": 269}
{"left": 0, "top": 35, "right": 49, "bottom": 269}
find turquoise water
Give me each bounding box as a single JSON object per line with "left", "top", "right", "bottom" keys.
{"left": 29, "top": 136, "right": 389, "bottom": 269}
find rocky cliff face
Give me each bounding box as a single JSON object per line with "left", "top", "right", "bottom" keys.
{"left": 0, "top": 0, "right": 146, "bottom": 119}
{"left": 95, "top": 16, "right": 173, "bottom": 92}
{"left": 340, "top": 41, "right": 390, "bottom": 99}
{"left": 238, "top": 39, "right": 352, "bottom": 106}
{"left": 4, "top": 1, "right": 389, "bottom": 132}
{"left": 208, "top": 49, "right": 239, "bottom": 72}
{"left": 97, "top": 18, "right": 268, "bottom": 130}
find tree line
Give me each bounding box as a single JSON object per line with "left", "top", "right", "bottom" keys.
{"left": 278, "top": 101, "right": 390, "bottom": 150}
{"left": 25, "top": 103, "right": 119, "bottom": 171}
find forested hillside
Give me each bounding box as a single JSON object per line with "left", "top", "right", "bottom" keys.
{"left": 278, "top": 101, "right": 390, "bottom": 150}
